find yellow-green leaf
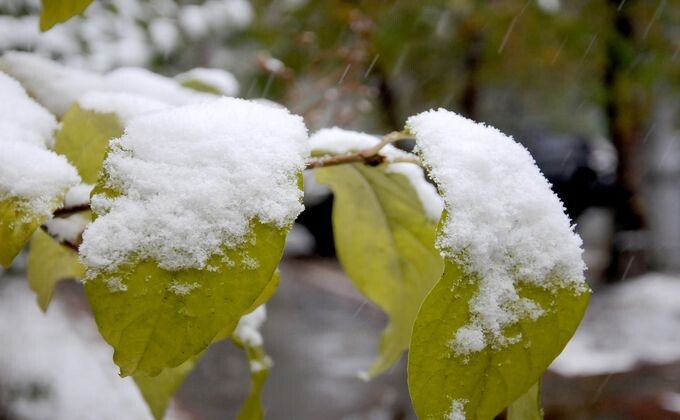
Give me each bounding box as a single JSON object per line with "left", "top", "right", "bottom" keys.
{"left": 315, "top": 163, "right": 443, "bottom": 378}
{"left": 507, "top": 380, "right": 542, "bottom": 420}
{"left": 212, "top": 269, "right": 280, "bottom": 344}
{"left": 0, "top": 198, "right": 50, "bottom": 268}
{"left": 39, "top": 0, "right": 94, "bottom": 31}
{"left": 84, "top": 221, "right": 289, "bottom": 377}
{"left": 407, "top": 260, "right": 589, "bottom": 419}
{"left": 245, "top": 268, "right": 280, "bottom": 314}
{"left": 134, "top": 355, "right": 200, "bottom": 420}
{"left": 27, "top": 229, "right": 85, "bottom": 311}
{"left": 54, "top": 104, "right": 123, "bottom": 184}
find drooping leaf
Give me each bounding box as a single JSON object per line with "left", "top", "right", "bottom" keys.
{"left": 39, "top": 0, "right": 94, "bottom": 31}
{"left": 84, "top": 221, "right": 288, "bottom": 377}
{"left": 315, "top": 163, "right": 443, "bottom": 378}
{"left": 134, "top": 355, "right": 201, "bottom": 420}
{"left": 0, "top": 198, "right": 47, "bottom": 267}
{"left": 507, "top": 380, "right": 542, "bottom": 420}
{"left": 53, "top": 104, "right": 123, "bottom": 184}
{"left": 407, "top": 259, "right": 589, "bottom": 419}
{"left": 27, "top": 229, "right": 85, "bottom": 311}
{"left": 233, "top": 339, "right": 271, "bottom": 420}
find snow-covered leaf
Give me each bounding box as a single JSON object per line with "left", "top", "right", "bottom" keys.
{"left": 507, "top": 381, "right": 542, "bottom": 420}
{"left": 405, "top": 110, "right": 590, "bottom": 418}
{"left": 176, "top": 68, "right": 239, "bottom": 96}
{"left": 312, "top": 128, "right": 443, "bottom": 378}
{"left": 84, "top": 222, "right": 288, "bottom": 376}
{"left": 80, "top": 99, "right": 308, "bottom": 376}
{"left": 27, "top": 229, "right": 86, "bottom": 311}
{"left": 39, "top": 0, "right": 94, "bottom": 31}
{"left": 0, "top": 71, "right": 80, "bottom": 267}
{"left": 408, "top": 259, "right": 587, "bottom": 419}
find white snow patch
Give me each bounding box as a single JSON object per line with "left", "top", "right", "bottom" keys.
{"left": 0, "top": 52, "right": 214, "bottom": 116}
{"left": 551, "top": 273, "right": 680, "bottom": 376}
{"left": 63, "top": 184, "right": 94, "bottom": 208}
{"left": 104, "top": 67, "right": 215, "bottom": 106}
{"left": 0, "top": 71, "right": 58, "bottom": 148}
{"left": 168, "top": 281, "right": 201, "bottom": 296}
{"left": 80, "top": 98, "right": 308, "bottom": 273}
{"left": 0, "top": 52, "right": 104, "bottom": 116}
{"left": 233, "top": 305, "right": 267, "bottom": 347}
{"left": 104, "top": 277, "right": 128, "bottom": 293}
{"left": 43, "top": 215, "right": 89, "bottom": 244}
{"left": 310, "top": 127, "right": 443, "bottom": 221}
{"left": 175, "top": 68, "right": 239, "bottom": 96}
{"left": 0, "top": 279, "right": 161, "bottom": 420}
{"left": 447, "top": 399, "right": 467, "bottom": 420}
{"left": 406, "top": 109, "right": 587, "bottom": 355}
{"left": 78, "top": 92, "right": 168, "bottom": 123}
{"left": 0, "top": 141, "right": 80, "bottom": 217}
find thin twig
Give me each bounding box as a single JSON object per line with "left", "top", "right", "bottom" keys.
{"left": 42, "top": 131, "right": 420, "bottom": 252}
{"left": 305, "top": 131, "right": 419, "bottom": 169}
{"left": 40, "top": 224, "right": 81, "bottom": 252}
{"left": 53, "top": 203, "right": 91, "bottom": 218}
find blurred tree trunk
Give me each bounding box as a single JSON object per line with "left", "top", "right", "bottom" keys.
{"left": 603, "top": 0, "right": 650, "bottom": 280}
{"left": 459, "top": 19, "right": 483, "bottom": 120}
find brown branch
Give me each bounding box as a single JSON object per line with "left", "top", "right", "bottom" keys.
{"left": 40, "top": 224, "right": 81, "bottom": 252}
{"left": 53, "top": 203, "right": 91, "bottom": 218}
{"left": 305, "top": 131, "right": 420, "bottom": 170}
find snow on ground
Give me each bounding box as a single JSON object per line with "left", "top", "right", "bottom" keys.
{"left": 0, "top": 277, "right": 187, "bottom": 420}
{"left": 551, "top": 272, "right": 680, "bottom": 376}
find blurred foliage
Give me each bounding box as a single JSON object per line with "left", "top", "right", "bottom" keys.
{"left": 242, "top": 0, "right": 678, "bottom": 136}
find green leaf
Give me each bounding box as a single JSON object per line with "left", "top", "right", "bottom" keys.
{"left": 407, "top": 259, "right": 589, "bottom": 419}
{"left": 134, "top": 355, "right": 200, "bottom": 420}
{"left": 84, "top": 221, "right": 289, "bottom": 377}
{"left": 212, "top": 269, "right": 280, "bottom": 344}
{"left": 27, "top": 229, "right": 85, "bottom": 311}
{"left": 315, "top": 163, "right": 443, "bottom": 378}
{"left": 233, "top": 335, "right": 271, "bottom": 420}
{"left": 180, "top": 80, "right": 222, "bottom": 95}
{"left": 245, "top": 268, "right": 280, "bottom": 314}
{"left": 53, "top": 104, "right": 123, "bottom": 184}
{"left": 39, "top": 0, "right": 94, "bottom": 31}
{"left": 507, "top": 380, "right": 542, "bottom": 420}
{"left": 0, "top": 198, "right": 51, "bottom": 268}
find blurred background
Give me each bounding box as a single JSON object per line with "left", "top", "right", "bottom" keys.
{"left": 0, "top": 0, "right": 679, "bottom": 419}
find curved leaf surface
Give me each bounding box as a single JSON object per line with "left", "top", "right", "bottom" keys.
{"left": 27, "top": 229, "right": 85, "bottom": 311}
{"left": 316, "top": 163, "right": 443, "bottom": 378}
{"left": 408, "top": 260, "right": 588, "bottom": 419}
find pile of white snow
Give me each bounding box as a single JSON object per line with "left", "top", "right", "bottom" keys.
{"left": 80, "top": 98, "right": 309, "bottom": 274}
{"left": 175, "top": 68, "right": 240, "bottom": 96}
{"left": 551, "top": 273, "right": 680, "bottom": 376}
{"left": 309, "top": 127, "right": 443, "bottom": 221}
{"left": 0, "top": 52, "right": 224, "bottom": 116}
{"left": 0, "top": 71, "right": 80, "bottom": 216}
{"left": 0, "top": 279, "right": 177, "bottom": 420}
{"left": 406, "top": 109, "right": 587, "bottom": 355}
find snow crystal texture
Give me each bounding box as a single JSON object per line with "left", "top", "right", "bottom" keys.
{"left": 0, "top": 72, "right": 80, "bottom": 216}
{"left": 407, "top": 109, "right": 587, "bottom": 355}
{"left": 80, "top": 98, "right": 309, "bottom": 273}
